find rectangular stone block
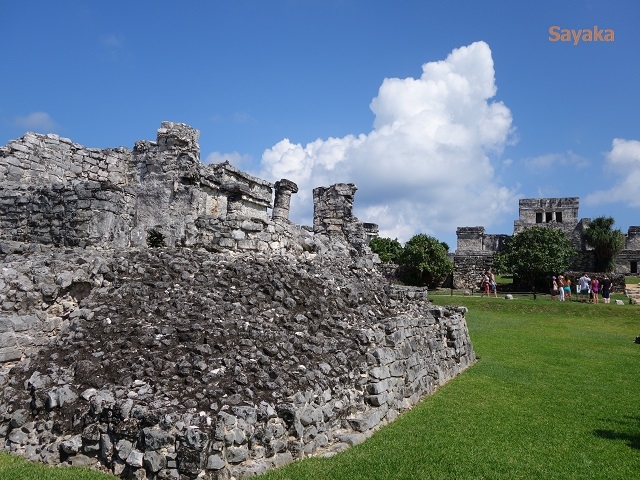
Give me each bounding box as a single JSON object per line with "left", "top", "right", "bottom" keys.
{"left": 0, "top": 346, "right": 22, "bottom": 363}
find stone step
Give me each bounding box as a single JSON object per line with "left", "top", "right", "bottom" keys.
{"left": 625, "top": 284, "right": 640, "bottom": 298}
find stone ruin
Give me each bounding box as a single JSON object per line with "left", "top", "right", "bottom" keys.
{"left": 0, "top": 122, "right": 475, "bottom": 479}
{"left": 453, "top": 197, "right": 640, "bottom": 290}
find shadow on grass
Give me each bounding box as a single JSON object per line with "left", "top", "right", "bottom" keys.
{"left": 594, "top": 416, "right": 640, "bottom": 450}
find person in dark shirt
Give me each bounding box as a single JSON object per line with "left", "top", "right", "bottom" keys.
{"left": 601, "top": 274, "right": 612, "bottom": 304}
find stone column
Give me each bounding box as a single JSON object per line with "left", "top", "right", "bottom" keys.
{"left": 312, "top": 183, "right": 357, "bottom": 235}
{"left": 272, "top": 179, "right": 298, "bottom": 221}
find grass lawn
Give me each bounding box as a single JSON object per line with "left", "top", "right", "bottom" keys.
{"left": 2, "top": 295, "right": 640, "bottom": 479}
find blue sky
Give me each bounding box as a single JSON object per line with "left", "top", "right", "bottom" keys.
{"left": 2, "top": 1, "right": 639, "bottom": 248}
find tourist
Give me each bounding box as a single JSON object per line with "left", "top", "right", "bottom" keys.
{"left": 564, "top": 276, "right": 572, "bottom": 302}
{"left": 601, "top": 274, "right": 612, "bottom": 304}
{"left": 550, "top": 276, "right": 559, "bottom": 301}
{"left": 590, "top": 276, "right": 599, "bottom": 304}
{"left": 488, "top": 270, "right": 498, "bottom": 298}
{"left": 578, "top": 273, "right": 591, "bottom": 303}
{"left": 557, "top": 275, "right": 566, "bottom": 301}
{"left": 480, "top": 271, "right": 490, "bottom": 297}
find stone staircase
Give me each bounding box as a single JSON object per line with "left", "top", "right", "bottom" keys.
{"left": 625, "top": 283, "right": 640, "bottom": 304}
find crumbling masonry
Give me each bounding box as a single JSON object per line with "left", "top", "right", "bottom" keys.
{"left": 0, "top": 123, "right": 475, "bottom": 479}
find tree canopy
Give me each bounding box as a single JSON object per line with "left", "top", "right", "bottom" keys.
{"left": 583, "top": 216, "right": 625, "bottom": 272}
{"left": 369, "top": 237, "right": 403, "bottom": 264}
{"left": 493, "top": 226, "right": 576, "bottom": 290}
{"left": 398, "top": 234, "right": 453, "bottom": 287}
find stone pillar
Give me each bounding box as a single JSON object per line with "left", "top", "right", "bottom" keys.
{"left": 272, "top": 179, "right": 298, "bottom": 221}
{"left": 312, "top": 183, "right": 357, "bottom": 236}
{"left": 156, "top": 121, "right": 200, "bottom": 155}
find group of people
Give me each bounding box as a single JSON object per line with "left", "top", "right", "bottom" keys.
{"left": 550, "top": 273, "right": 613, "bottom": 304}
{"left": 480, "top": 270, "right": 498, "bottom": 298}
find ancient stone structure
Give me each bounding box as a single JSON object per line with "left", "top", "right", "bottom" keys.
{"left": 454, "top": 197, "right": 640, "bottom": 288}
{"left": 0, "top": 122, "right": 383, "bottom": 257}
{"left": 312, "top": 183, "right": 371, "bottom": 255}
{"left": 0, "top": 123, "right": 475, "bottom": 479}
{"left": 271, "top": 179, "right": 298, "bottom": 222}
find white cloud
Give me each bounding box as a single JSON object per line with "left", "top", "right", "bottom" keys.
{"left": 254, "top": 41, "right": 518, "bottom": 243}
{"left": 585, "top": 138, "right": 640, "bottom": 207}
{"left": 13, "top": 112, "right": 60, "bottom": 133}
{"left": 524, "top": 151, "right": 589, "bottom": 170}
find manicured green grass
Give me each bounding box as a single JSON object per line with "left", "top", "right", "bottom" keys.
{"left": 0, "top": 452, "right": 115, "bottom": 480}
{"left": 256, "top": 295, "right": 640, "bottom": 480}
{"left": 2, "top": 296, "right": 640, "bottom": 479}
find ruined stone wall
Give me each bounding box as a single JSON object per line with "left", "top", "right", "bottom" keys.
{"left": 516, "top": 197, "right": 580, "bottom": 225}
{"left": 0, "top": 123, "right": 378, "bottom": 260}
{"left": 455, "top": 227, "right": 485, "bottom": 251}
{"left": 625, "top": 227, "right": 640, "bottom": 250}
{"left": 0, "top": 133, "right": 134, "bottom": 248}
{"left": 313, "top": 183, "right": 375, "bottom": 255}
{"left": 453, "top": 253, "right": 494, "bottom": 290}
{"left": 0, "top": 244, "right": 474, "bottom": 479}
{"left": 613, "top": 251, "right": 640, "bottom": 275}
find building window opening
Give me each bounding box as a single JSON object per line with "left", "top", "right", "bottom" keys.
{"left": 536, "top": 212, "right": 543, "bottom": 223}
{"left": 556, "top": 211, "right": 563, "bottom": 223}
{"left": 631, "top": 261, "right": 638, "bottom": 274}
{"left": 545, "top": 212, "right": 553, "bottom": 223}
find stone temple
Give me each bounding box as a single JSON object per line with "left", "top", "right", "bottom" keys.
{"left": 0, "top": 122, "right": 475, "bottom": 479}
{"left": 453, "top": 197, "right": 640, "bottom": 289}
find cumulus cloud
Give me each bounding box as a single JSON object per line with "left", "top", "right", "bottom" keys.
{"left": 585, "top": 138, "right": 640, "bottom": 207}
{"left": 254, "top": 41, "right": 518, "bottom": 243}
{"left": 13, "top": 112, "right": 60, "bottom": 133}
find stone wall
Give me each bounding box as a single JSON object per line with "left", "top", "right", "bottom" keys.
{"left": 0, "top": 123, "right": 474, "bottom": 479}
{"left": 0, "top": 244, "right": 474, "bottom": 479}
{"left": 452, "top": 253, "right": 495, "bottom": 290}
{"left": 625, "top": 227, "right": 640, "bottom": 250}
{"left": 0, "top": 123, "right": 380, "bottom": 260}
{"left": 313, "top": 183, "right": 376, "bottom": 255}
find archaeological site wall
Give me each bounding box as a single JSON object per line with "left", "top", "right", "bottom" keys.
{"left": 0, "top": 123, "right": 476, "bottom": 479}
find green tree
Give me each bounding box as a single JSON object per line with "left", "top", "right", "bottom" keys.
{"left": 398, "top": 234, "right": 453, "bottom": 287}
{"left": 369, "top": 237, "right": 403, "bottom": 263}
{"left": 493, "top": 226, "right": 576, "bottom": 290}
{"left": 583, "top": 216, "right": 625, "bottom": 272}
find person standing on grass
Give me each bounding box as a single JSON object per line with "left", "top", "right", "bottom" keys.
{"left": 489, "top": 270, "right": 498, "bottom": 298}
{"left": 550, "top": 276, "right": 559, "bottom": 301}
{"left": 590, "top": 276, "right": 599, "bottom": 304}
{"left": 578, "top": 273, "right": 591, "bottom": 302}
{"left": 557, "top": 275, "right": 566, "bottom": 301}
{"left": 564, "top": 276, "right": 572, "bottom": 301}
{"left": 480, "top": 271, "right": 490, "bottom": 297}
{"left": 601, "top": 274, "right": 612, "bottom": 304}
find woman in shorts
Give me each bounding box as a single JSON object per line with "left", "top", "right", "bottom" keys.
{"left": 564, "top": 276, "right": 572, "bottom": 301}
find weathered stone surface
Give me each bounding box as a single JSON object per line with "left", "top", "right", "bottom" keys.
{"left": 0, "top": 123, "right": 476, "bottom": 480}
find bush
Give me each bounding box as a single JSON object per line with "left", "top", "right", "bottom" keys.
{"left": 369, "top": 237, "right": 403, "bottom": 263}
{"left": 398, "top": 234, "right": 452, "bottom": 287}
